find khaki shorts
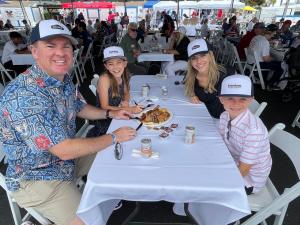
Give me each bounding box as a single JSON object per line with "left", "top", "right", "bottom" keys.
{"left": 11, "top": 154, "right": 96, "bottom": 225}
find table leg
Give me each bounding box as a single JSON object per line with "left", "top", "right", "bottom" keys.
{"left": 121, "top": 202, "right": 141, "bottom": 225}
{"left": 184, "top": 203, "right": 199, "bottom": 225}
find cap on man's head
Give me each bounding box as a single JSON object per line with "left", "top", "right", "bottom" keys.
{"left": 187, "top": 39, "right": 210, "bottom": 58}
{"left": 253, "top": 22, "right": 265, "bottom": 29}
{"left": 103, "top": 46, "right": 127, "bottom": 62}
{"left": 30, "top": 19, "right": 78, "bottom": 45}
{"left": 265, "top": 24, "right": 278, "bottom": 32}
{"left": 220, "top": 74, "right": 253, "bottom": 97}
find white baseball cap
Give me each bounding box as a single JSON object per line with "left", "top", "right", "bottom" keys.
{"left": 103, "top": 46, "right": 127, "bottom": 62}
{"left": 220, "top": 74, "right": 253, "bottom": 97}
{"left": 30, "top": 19, "right": 78, "bottom": 45}
{"left": 187, "top": 39, "right": 209, "bottom": 58}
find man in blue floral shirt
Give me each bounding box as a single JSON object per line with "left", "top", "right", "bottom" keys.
{"left": 0, "top": 19, "right": 137, "bottom": 225}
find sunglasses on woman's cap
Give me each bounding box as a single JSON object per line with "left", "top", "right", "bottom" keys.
{"left": 130, "top": 28, "right": 137, "bottom": 32}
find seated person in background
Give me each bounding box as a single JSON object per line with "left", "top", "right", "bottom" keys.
{"left": 77, "top": 21, "right": 92, "bottom": 55}
{"left": 290, "top": 20, "right": 300, "bottom": 33}
{"left": 4, "top": 19, "right": 14, "bottom": 29}
{"left": 184, "top": 39, "right": 227, "bottom": 119}
{"left": 86, "top": 19, "right": 96, "bottom": 36}
{"left": 0, "top": 20, "right": 4, "bottom": 30}
{"left": 161, "top": 29, "right": 190, "bottom": 76}
{"left": 247, "top": 24, "right": 283, "bottom": 89}
{"left": 160, "top": 11, "right": 175, "bottom": 39}
{"left": 200, "top": 18, "right": 210, "bottom": 39}
{"left": 219, "top": 74, "right": 271, "bottom": 195}
{"left": 237, "top": 22, "right": 265, "bottom": 60}
{"left": 2, "top": 31, "right": 30, "bottom": 74}
{"left": 120, "top": 22, "right": 148, "bottom": 75}
{"left": 22, "top": 19, "right": 32, "bottom": 36}
{"left": 224, "top": 16, "right": 239, "bottom": 37}
{"left": 246, "top": 17, "right": 258, "bottom": 32}
{"left": 221, "top": 18, "right": 228, "bottom": 33}
{"left": 278, "top": 20, "right": 293, "bottom": 46}
{"left": 87, "top": 46, "right": 143, "bottom": 137}
{"left": 71, "top": 18, "right": 81, "bottom": 38}
{"left": 136, "top": 19, "right": 147, "bottom": 43}
{"left": 0, "top": 19, "right": 136, "bottom": 225}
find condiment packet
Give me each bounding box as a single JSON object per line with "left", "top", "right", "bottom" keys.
{"left": 132, "top": 149, "right": 160, "bottom": 159}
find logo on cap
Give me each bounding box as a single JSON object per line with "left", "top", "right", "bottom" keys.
{"left": 192, "top": 45, "right": 200, "bottom": 50}
{"left": 228, "top": 84, "right": 242, "bottom": 88}
{"left": 109, "top": 50, "right": 119, "bottom": 54}
{"left": 51, "top": 24, "right": 64, "bottom": 30}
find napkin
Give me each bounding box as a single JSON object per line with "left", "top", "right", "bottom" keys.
{"left": 132, "top": 149, "right": 160, "bottom": 159}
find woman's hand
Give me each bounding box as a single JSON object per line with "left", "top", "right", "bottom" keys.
{"left": 127, "top": 105, "right": 143, "bottom": 114}
{"left": 189, "top": 96, "right": 201, "bottom": 104}
{"left": 113, "top": 126, "right": 136, "bottom": 143}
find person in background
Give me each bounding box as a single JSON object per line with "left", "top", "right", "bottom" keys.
{"left": 219, "top": 74, "right": 271, "bottom": 195}
{"left": 107, "top": 11, "right": 116, "bottom": 23}
{"left": 246, "top": 17, "right": 258, "bottom": 32}
{"left": 184, "top": 39, "right": 227, "bottom": 119}
{"left": 86, "top": 19, "right": 96, "bottom": 36}
{"left": 237, "top": 22, "right": 265, "bottom": 60}
{"left": 71, "top": 18, "right": 81, "bottom": 38}
{"left": 77, "top": 21, "right": 92, "bottom": 54}
{"left": 145, "top": 10, "right": 151, "bottom": 30}
{"left": 77, "top": 12, "right": 85, "bottom": 21}
{"left": 161, "top": 29, "right": 190, "bottom": 76}
{"left": 120, "top": 12, "right": 129, "bottom": 29}
{"left": 160, "top": 11, "right": 175, "bottom": 39}
{"left": 4, "top": 19, "right": 14, "bottom": 29}
{"left": 120, "top": 22, "right": 148, "bottom": 75}
{"left": 221, "top": 17, "right": 228, "bottom": 33}
{"left": 200, "top": 18, "right": 210, "bottom": 39}
{"left": 22, "top": 19, "right": 31, "bottom": 36}
{"left": 290, "top": 20, "right": 300, "bottom": 33}
{"left": 2, "top": 31, "right": 29, "bottom": 74}
{"left": 247, "top": 24, "right": 283, "bottom": 90}
{"left": 0, "top": 19, "right": 136, "bottom": 225}
{"left": 94, "top": 18, "right": 100, "bottom": 30}
{"left": 87, "top": 46, "right": 143, "bottom": 137}
{"left": 0, "top": 20, "right": 4, "bottom": 30}
{"left": 94, "top": 21, "right": 110, "bottom": 49}
{"left": 136, "top": 19, "right": 147, "bottom": 43}
{"left": 278, "top": 20, "right": 293, "bottom": 46}
{"left": 224, "top": 16, "right": 239, "bottom": 37}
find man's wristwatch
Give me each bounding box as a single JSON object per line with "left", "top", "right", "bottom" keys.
{"left": 106, "top": 110, "right": 111, "bottom": 119}
{"left": 109, "top": 133, "right": 117, "bottom": 145}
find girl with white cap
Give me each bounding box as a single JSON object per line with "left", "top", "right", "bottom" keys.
{"left": 184, "top": 38, "right": 228, "bottom": 118}
{"left": 87, "top": 46, "right": 143, "bottom": 137}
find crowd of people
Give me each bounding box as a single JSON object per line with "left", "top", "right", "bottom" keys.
{"left": 0, "top": 8, "right": 299, "bottom": 225}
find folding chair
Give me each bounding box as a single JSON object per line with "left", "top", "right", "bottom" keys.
{"left": 71, "top": 48, "right": 82, "bottom": 86}
{"left": 89, "top": 74, "right": 100, "bottom": 96}
{"left": 232, "top": 45, "right": 245, "bottom": 73}
{"left": 0, "top": 82, "right": 4, "bottom": 95}
{"left": 248, "top": 99, "right": 267, "bottom": 117}
{"left": 81, "top": 42, "right": 95, "bottom": 73}
{"left": 292, "top": 109, "right": 300, "bottom": 128}
{"left": 0, "top": 154, "right": 52, "bottom": 225}
{"left": 242, "top": 123, "right": 300, "bottom": 225}
{"left": 0, "top": 62, "right": 16, "bottom": 86}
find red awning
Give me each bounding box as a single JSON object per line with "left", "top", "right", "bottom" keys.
{"left": 62, "top": 1, "right": 115, "bottom": 9}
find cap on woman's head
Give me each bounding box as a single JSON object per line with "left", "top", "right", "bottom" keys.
{"left": 187, "top": 39, "right": 209, "bottom": 58}
{"left": 103, "top": 46, "right": 127, "bottom": 62}
{"left": 220, "top": 74, "right": 253, "bottom": 97}
{"left": 266, "top": 24, "right": 278, "bottom": 32}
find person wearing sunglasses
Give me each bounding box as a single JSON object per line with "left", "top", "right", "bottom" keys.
{"left": 120, "top": 22, "right": 148, "bottom": 75}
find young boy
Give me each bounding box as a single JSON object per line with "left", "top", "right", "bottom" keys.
{"left": 218, "top": 74, "right": 272, "bottom": 194}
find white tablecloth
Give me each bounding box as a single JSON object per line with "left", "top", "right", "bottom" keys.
{"left": 11, "top": 54, "right": 34, "bottom": 65}
{"left": 140, "top": 33, "right": 171, "bottom": 50}
{"left": 184, "top": 25, "right": 222, "bottom": 37}
{"left": 77, "top": 76, "right": 250, "bottom": 225}
{"left": 138, "top": 52, "right": 174, "bottom": 63}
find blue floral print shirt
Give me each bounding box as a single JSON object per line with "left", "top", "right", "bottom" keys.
{"left": 0, "top": 64, "right": 86, "bottom": 191}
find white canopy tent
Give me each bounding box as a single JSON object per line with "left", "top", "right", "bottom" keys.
{"left": 196, "top": 0, "right": 245, "bottom": 9}
{"left": 179, "top": 1, "right": 198, "bottom": 9}
{"left": 153, "top": 1, "right": 177, "bottom": 11}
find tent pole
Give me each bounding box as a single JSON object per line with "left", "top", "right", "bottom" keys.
{"left": 176, "top": 0, "right": 179, "bottom": 29}
{"left": 282, "top": 0, "right": 290, "bottom": 18}
{"left": 229, "top": 0, "right": 234, "bottom": 16}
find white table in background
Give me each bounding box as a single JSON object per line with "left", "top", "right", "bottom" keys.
{"left": 77, "top": 76, "right": 250, "bottom": 225}
{"left": 138, "top": 52, "right": 174, "bottom": 62}
{"left": 11, "top": 54, "right": 34, "bottom": 65}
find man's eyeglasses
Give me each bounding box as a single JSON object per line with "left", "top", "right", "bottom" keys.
{"left": 130, "top": 28, "right": 137, "bottom": 32}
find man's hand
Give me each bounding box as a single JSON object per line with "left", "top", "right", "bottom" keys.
{"left": 113, "top": 126, "right": 136, "bottom": 142}
{"left": 110, "top": 109, "right": 131, "bottom": 120}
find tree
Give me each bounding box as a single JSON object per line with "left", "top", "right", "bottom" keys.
{"left": 245, "top": 0, "right": 266, "bottom": 6}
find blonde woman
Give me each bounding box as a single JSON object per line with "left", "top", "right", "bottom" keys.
{"left": 185, "top": 39, "right": 227, "bottom": 118}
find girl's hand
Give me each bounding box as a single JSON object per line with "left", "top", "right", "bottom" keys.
{"left": 128, "top": 105, "right": 143, "bottom": 114}
{"left": 189, "top": 96, "right": 201, "bottom": 104}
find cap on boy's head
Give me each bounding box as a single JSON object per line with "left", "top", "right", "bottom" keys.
{"left": 30, "top": 19, "right": 78, "bottom": 45}
{"left": 220, "top": 74, "right": 253, "bottom": 97}
{"left": 103, "top": 46, "right": 127, "bottom": 62}
{"left": 187, "top": 39, "right": 209, "bottom": 58}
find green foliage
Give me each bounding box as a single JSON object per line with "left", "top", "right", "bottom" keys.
{"left": 245, "top": 0, "right": 266, "bottom": 6}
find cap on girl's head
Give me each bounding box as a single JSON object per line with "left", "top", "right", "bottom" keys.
{"left": 103, "top": 46, "right": 127, "bottom": 62}
{"left": 187, "top": 39, "right": 209, "bottom": 58}
{"left": 30, "top": 19, "right": 78, "bottom": 45}
{"left": 220, "top": 74, "right": 253, "bottom": 97}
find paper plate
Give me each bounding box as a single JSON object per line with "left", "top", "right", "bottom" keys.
{"left": 139, "top": 108, "right": 173, "bottom": 127}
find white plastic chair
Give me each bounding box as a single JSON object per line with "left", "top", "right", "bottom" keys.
{"left": 248, "top": 99, "right": 268, "bottom": 117}
{"left": 0, "top": 154, "right": 52, "bottom": 225}
{"left": 89, "top": 74, "right": 99, "bottom": 96}
{"left": 242, "top": 123, "right": 300, "bottom": 225}
{"left": 292, "top": 110, "right": 300, "bottom": 128}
